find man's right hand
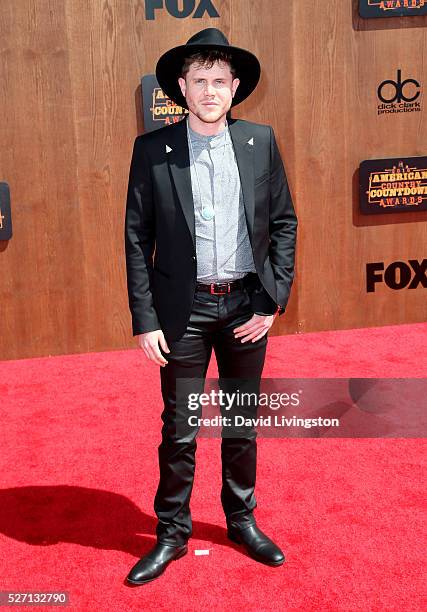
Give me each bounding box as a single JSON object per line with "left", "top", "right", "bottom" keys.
{"left": 136, "top": 330, "right": 170, "bottom": 367}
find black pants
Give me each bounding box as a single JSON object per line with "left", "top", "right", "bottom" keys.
{"left": 154, "top": 283, "right": 268, "bottom": 546}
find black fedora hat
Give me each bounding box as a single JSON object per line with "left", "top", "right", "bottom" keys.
{"left": 155, "top": 28, "right": 261, "bottom": 110}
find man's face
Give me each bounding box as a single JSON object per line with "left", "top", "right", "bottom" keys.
{"left": 178, "top": 60, "right": 240, "bottom": 124}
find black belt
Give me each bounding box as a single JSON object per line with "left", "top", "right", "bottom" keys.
{"left": 195, "top": 278, "right": 248, "bottom": 295}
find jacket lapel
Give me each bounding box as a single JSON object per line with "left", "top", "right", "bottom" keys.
{"left": 228, "top": 119, "right": 255, "bottom": 239}
{"left": 166, "top": 117, "right": 255, "bottom": 247}
{"left": 167, "top": 119, "right": 196, "bottom": 247}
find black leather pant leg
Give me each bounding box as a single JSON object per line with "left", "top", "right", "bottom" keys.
{"left": 213, "top": 288, "right": 268, "bottom": 530}
{"left": 154, "top": 297, "right": 214, "bottom": 546}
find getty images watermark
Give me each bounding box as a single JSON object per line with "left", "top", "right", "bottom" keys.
{"left": 175, "top": 378, "right": 427, "bottom": 438}
{"left": 186, "top": 388, "right": 338, "bottom": 430}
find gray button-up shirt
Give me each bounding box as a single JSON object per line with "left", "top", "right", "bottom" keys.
{"left": 186, "top": 118, "right": 256, "bottom": 283}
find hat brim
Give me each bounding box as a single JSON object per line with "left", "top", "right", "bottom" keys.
{"left": 155, "top": 43, "right": 261, "bottom": 110}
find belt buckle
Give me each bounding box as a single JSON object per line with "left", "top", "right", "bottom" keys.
{"left": 210, "top": 282, "right": 230, "bottom": 295}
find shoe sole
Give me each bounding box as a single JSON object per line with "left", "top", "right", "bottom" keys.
{"left": 227, "top": 532, "right": 285, "bottom": 567}
{"left": 126, "top": 547, "right": 188, "bottom": 585}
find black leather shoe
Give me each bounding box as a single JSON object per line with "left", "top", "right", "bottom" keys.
{"left": 227, "top": 523, "right": 285, "bottom": 566}
{"left": 126, "top": 542, "right": 188, "bottom": 585}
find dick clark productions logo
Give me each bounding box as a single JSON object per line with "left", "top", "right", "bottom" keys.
{"left": 378, "top": 70, "right": 420, "bottom": 103}
{"left": 377, "top": 69, "right": 422, "bottom": 115}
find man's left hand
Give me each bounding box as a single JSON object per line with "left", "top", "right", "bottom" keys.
{"left": 233, "top": 313, "right": 276, "bottom": 343}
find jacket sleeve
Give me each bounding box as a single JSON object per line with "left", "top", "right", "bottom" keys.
{"left": 124, "top": 136, "right": 161, "bottom": 336}
{"left": 267, "top": 125, "right": 298, "bottom": 314}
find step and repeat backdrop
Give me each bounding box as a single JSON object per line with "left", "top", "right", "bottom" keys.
{"left": 0, "top": 0, "right": 426, "bottom": 359}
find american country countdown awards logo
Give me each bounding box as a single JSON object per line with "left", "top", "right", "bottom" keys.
{"left": 359, "top": 156, "right": 427, "bottom": 214}
{"left": 0, "top": 182, "right": 12, "bottom": 240}
{"left": 359, "top": 0, "right": 427, "bottom": 18}
{"left": 141, "top": 75, "right": 187, "bottom": 133}
{"left": 377, "top": 70, "right": 422, "bottom": 115}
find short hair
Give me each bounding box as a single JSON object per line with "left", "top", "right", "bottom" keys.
{"left": 180, "top": 50, "right": 237, "bottom": 80}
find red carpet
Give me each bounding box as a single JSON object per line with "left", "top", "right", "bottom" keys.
{"left": 0, "top": 322, "right": 426, "bottom": 611}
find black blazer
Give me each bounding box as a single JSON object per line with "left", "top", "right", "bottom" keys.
{"left": 125, "top": 117, "right": 297, "bottom": 341}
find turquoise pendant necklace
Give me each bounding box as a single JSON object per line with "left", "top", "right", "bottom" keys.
{"left": 187, "top": 118, "right": 229, "bottom": 222}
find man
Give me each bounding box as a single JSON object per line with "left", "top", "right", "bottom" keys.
{"left": 124, "top": 27, "right": 297, "bottom": 585}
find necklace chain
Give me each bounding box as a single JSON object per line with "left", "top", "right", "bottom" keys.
{"left": 186, "top": 117, "right": 229, "bottom": 221}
